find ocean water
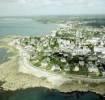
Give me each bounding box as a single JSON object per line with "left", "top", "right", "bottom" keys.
{"left": 0, "top": 48, "right": 13, "bottom": 64}
{"left": 0, "top": 18, "right": 57, "bottom": 36}
{"left": 0, "top": 87, "right": 104, "bottom": 100}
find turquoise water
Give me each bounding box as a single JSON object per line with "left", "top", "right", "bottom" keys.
{"left": 0, "top": 48, "right": 13, "bottom": 64}
{"left": 0, "top": 18, "right": 57, "bottom": 36}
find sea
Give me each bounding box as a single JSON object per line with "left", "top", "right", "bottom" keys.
{"left": 0, "top": 17, "right": 57, "bottom": 36}
{"left": 0, "top": 87, "right": 104, "bottom": 100}
{"left": 0, "top": 48, "right": 14, "bottom": 64}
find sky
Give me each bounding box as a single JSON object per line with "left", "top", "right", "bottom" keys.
{"left": 0, "top": 0, "right": 105, "bottom": 16}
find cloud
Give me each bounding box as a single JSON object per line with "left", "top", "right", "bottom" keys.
{"left": 0, "top": 0, "right": 104, "bottom": 15}
{"left": 0, "top": 0, "right": 104, "bottom": 7}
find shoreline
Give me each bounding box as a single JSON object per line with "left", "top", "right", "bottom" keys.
{"left": 0, "top": 86, "right": 104, "bottom": 100}
{"left": 0, "top": 36, "right": 105, "bottom": 96}
{"left": 10, "top": 37, "right": 105, "bottom": 95}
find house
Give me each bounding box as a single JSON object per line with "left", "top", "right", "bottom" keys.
{"left": 86, "top": 37, "right": 100, "bottom": 46}
{"left": 60, "top": 58, "right": 66, "bottom": 63}
{"left": 94, "top": 46, "right": 105, "bottom": 55}
{"left": 73, "top": 66, "right": 79, "bottom": 72}
{"left": 57, "top": 39, "right": 70, "bottom": 49}
{"left": 102, "top": 72, "right": 105, "bottom": 76}
{"left": 51, "top": 65, "right": 61, "bottom": 71}
{"left": 87, "top": 62, "right": 99, "bottom": 73}
{"left": 79, "top": 61, "right": 85, "bottom": 66}
{"left": 41, "top": 62, "right": 48, "bottom": 68}
{"left": 51, "top": 31, "right": 56, "bottom": 37}
{"left": 24, "top": 45, "right": 34, "bottom": 52}
{"left": 98, "top": 66, "right": 105, "bottom": 76}
{"left": 73, "top": 47, "right": 91, "bottom": 55}
{"left": 88, "top": 55, "right": 98, "bottom": 62}
{"left": 64, "top": 64, "right": 70, "bottom": 71}
{"left": 88, "top": 66, "right": 99, "bottom": 73}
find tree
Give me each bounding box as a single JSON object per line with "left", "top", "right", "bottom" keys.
{"left": 87, "top": 44, "right": 94, "bottom": 53}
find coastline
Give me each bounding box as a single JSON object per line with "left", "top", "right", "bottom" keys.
{"left": 0, "top": 36, "right": 105, "bottom": 96}
{"left": 0, "top": 87, "right": 104, "bottom": 100}
{"left": 10, "top": 36, "right": 105, "bottom": 95}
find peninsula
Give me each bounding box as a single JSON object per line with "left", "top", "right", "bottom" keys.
{"left": 8, "top": 21, "right": 105, "bottom": 95}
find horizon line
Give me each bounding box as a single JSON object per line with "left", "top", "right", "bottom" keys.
{"left": 0, "top": 14, "right": 105, "bottom": 17}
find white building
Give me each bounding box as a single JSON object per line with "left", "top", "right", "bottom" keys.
{"left": 51, "top": 65, "right": 61, "bottom": 71}
{"left": 94, "top": 46, "right": 105, "bottom": 54}
{"left": 86, "top": 37, "right": 100, "bottom": 46}
{"left": 41, "top": 62, "right": 48, "bottom": 68}
{"left": 73, "top": 66, "right": 79, "bottom": 72}
{"left": 73, "top": 47, "right": 91, "bottom": 55}
{"left": 51, "top": 31, "right": 56, "bottom": 37}
{"left": 64, "top": 64, "right": 70, "bottom": 71}
{"left": 57, "top": 39, "right": 71, "bottom": 52}
{"left": 88, "top": 66, "right": 99, "bottom": 73}
{"left": 60, "top": 58, "right": 66, "bottom": 63}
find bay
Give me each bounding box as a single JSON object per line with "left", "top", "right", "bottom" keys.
{"left": 0, "top": 48, "right": 13, "bottom": 64}
{"left": 0, "top": 18, "right": 57, "bottom": 36}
